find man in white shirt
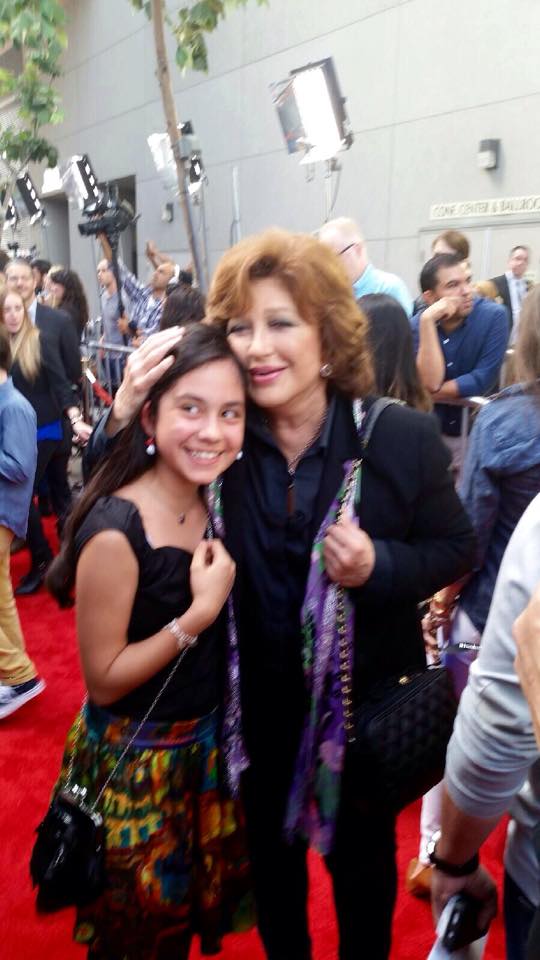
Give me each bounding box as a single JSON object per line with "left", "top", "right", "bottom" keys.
{"left": 491, "top": 246, "right": 532, "bottom": 341}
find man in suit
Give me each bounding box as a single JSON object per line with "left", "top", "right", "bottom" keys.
{"left": 5, "top": 259, "right": 90, "bottom": 593}
{"left": 491, "top": 245, "right": 532, "bottom": 340}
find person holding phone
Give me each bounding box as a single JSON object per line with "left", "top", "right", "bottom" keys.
{"left": 431, "top": 493, "right": 540, "bottom": 960}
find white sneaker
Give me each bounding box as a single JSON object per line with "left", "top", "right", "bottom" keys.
{"left": 0, "top": 677, "right": 46, "bottom": 718}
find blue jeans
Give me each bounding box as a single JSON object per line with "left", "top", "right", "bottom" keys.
{"left": 504, "top": 871, "right": 535, "bottom": 960}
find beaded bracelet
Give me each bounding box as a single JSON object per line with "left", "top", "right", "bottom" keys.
{"left": 165, "top": 618, "right": 198, "bottom": 652}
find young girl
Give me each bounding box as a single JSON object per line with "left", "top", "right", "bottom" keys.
{"left": 47, "top": 324, "right": 253, "bottom": 959}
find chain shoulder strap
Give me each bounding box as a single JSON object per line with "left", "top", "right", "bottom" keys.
{"left": 335, "top": 461, "right": 361, "bottom": 745}
{"left": 336, "top": 397, "right": 401, "bottom": 744}
{"left": 65, "top": 644, "right": 194, "bottom": 812}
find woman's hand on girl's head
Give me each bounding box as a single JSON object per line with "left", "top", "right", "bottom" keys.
{"left": 187, "top": 539, "right": 236, "bottom": 632}
{"left": 108, "top": 327, "right": 185, "bottom": 434}
{"left": 323, "top": 516, "right": 376, "bottom": 588}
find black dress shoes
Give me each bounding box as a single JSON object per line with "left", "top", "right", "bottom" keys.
{"left": 15, "top": 562, "right": 49, "bottom": 596}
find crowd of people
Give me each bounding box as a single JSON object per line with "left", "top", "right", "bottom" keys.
{"left": 0, "top": 220, "right": 539, "bottom": 960}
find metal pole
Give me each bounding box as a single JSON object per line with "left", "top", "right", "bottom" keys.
{"left": 323, "top": 159, "right": 333, "bottom": 222}
{"left": 231, "top": 165, "right": 242, "bottom": 244}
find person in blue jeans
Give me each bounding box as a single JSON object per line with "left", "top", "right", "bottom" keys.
{"left": 0, "top": 323, "right": 43, "bottom": 718}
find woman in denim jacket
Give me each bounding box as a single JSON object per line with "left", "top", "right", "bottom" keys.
{"left": 409, "top": 284, "right": 540, "bottom": 896}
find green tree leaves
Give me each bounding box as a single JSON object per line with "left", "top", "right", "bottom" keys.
{"left": 0, "top": 0, "right": 66, "bottom": 216}
{"left": 128, "top": 0, "right": 267, "bottom": 74}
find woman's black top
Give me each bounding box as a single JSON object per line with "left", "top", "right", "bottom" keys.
{"left": 74, "top": 495, "right": 224, "bottom": 722}
{"left": 222, "top": 394, "right": 476, "bottom": 759}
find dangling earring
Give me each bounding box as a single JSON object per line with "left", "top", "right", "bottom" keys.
{"left": 146, "top": 438, "right": 156, "bottom": 456}
{"left": 236, "top": 450, "right": 243, "bottom": 461}
{"left": 320, "top": 362, "right": 333, "bottom": 378}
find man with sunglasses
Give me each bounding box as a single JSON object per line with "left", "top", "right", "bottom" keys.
{"left": 319, "top": 217, "right": 413, "bottom": 317}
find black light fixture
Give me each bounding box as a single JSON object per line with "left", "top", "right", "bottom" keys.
{"left": 271, "top": 57, "right": 353, "bottom": 164}
{"left": 16, "top": 172, "right": 44, "bottom": 224}
{"left": 69, "top": 154, "right": 101, "bottom": 208}
{"left": 0, "top": 188, "right": 18, "bottom": 226}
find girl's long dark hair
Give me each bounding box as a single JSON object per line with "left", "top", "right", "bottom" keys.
{"left": 359, "top": 293, "right": 432, "bottom": 412}
{"left": 47, "top": 324, "right": 246, "bottom": 607}
{"left": 49, "top": 268, "right": 89, "bottom": 336}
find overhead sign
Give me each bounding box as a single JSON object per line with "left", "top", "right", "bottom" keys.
{"left": 430, "top": 196, "right": 540, "bottom": 221}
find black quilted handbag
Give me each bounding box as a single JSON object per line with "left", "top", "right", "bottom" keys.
{"left": 334, "top": 398, "right": 459, "bottom": 813}
{"left": 349, "top": 664, "right": 458, "bottom": 812}
{"left": 30, "top": 785, "right": 105, "bottom": 913}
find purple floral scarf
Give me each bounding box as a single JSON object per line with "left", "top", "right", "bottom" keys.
{"left": 285, "top": 399, "right": 364, "bottom": 855}
{"left": 207, "top": 477, "right": 249, "bottom": 797}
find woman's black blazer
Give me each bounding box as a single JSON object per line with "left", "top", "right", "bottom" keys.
{"left": 222, "top": 394, "right": 476, "bottom": 704}
{"left": 11, "top": 327, "right": 75, "bottom": 428}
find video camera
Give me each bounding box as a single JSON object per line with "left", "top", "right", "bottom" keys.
{"left": 78, "top": 184, "right": 137, "bottom": 239}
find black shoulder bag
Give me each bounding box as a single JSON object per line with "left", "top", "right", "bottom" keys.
{"left": 337, "top": 398, "right": 458, "bottom": 812}
{"left": 30, "top": 643, "right": 195, "bottom": 912}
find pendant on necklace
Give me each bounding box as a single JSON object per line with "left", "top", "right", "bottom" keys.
{"left": 287, "top": 477, "right": 295, "bottom": 515}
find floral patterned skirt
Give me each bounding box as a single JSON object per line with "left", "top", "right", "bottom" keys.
{"left": 56, "top": 702, "right": 255, "bottom": 959}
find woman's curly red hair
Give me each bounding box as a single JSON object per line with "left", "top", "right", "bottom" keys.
{"left": 206, "top": 228, "right": 374, "bottom": 398}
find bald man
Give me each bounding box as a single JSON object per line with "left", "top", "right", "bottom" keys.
{"left": 319, "top": 217, "right": 413, "bottom": 317}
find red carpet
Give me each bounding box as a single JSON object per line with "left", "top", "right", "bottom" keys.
{"left": 1, "top": 524, "right": 507, "bottom": 959}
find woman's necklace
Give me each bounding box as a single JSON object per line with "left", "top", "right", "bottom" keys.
{"left": 283, "top": 409, "right": 328, "bottom": 514}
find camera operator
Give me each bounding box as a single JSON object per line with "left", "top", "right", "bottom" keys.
{"left": 96, "top": 258, "right": 127, "bottom": 392}
{"left": 98, "top": 233, "right": 175, "bottom": 342}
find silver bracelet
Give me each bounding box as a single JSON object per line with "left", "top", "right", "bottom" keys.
{"left": 165, "top": 618, "right": 198, "bottom": 652}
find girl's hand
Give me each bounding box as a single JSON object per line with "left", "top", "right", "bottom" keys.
{"left": 188, "top": 539, "right": 236, "bottom": 630}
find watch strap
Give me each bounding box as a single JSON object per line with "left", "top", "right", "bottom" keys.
{"left": 429, "top": 840, "right": 479, "bottom": 877}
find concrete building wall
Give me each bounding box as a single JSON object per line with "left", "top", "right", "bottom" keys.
{"left": 47, "top": 0, "right": 540, "bottom": 314}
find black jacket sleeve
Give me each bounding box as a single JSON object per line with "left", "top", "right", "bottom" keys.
{"left": 360, "top": 406, "right": 476, "bottom": 602}
{"left": 39, "top": 328, "right": 78, "bottom": 415}
{"left": 82, "top": 407, "right": 117, "bottom": 480}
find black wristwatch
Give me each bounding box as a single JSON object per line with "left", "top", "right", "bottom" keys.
{"left": 427, "top": 831, "right": 480, "bottom": 877}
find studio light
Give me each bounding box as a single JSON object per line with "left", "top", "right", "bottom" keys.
{"left": 147, "top": 132, "right": 178, "bottom": 191}
{"left": 0, "top": 189, "right": 17, "bottom": 226}
{"left": 41, "top": 165, "right": 64, "bottom": 196}
{"left": 64, "top": 155, "right": 101, "bottom": 209}
{"left": 5, "top": 198, "right": 17, "bottom": 226}
{"left": 271, "top": 57, "right": 353, "bottom": 164}
{"left": 147, "top": 122, "right": 203, "bottom": 194}
{"left": 73, "top": 155, "right": 100, "bottom": 206}
{"left": 16, "top": 172, "right": 44, "bottom": 224}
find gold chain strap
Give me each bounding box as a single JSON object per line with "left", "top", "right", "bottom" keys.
{"left": 334, "top": 459, "right": 362, "bottom": 745}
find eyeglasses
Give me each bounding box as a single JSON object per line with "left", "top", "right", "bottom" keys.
{"left": 338, "top": 242, "right": 356, "bottom": 256}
